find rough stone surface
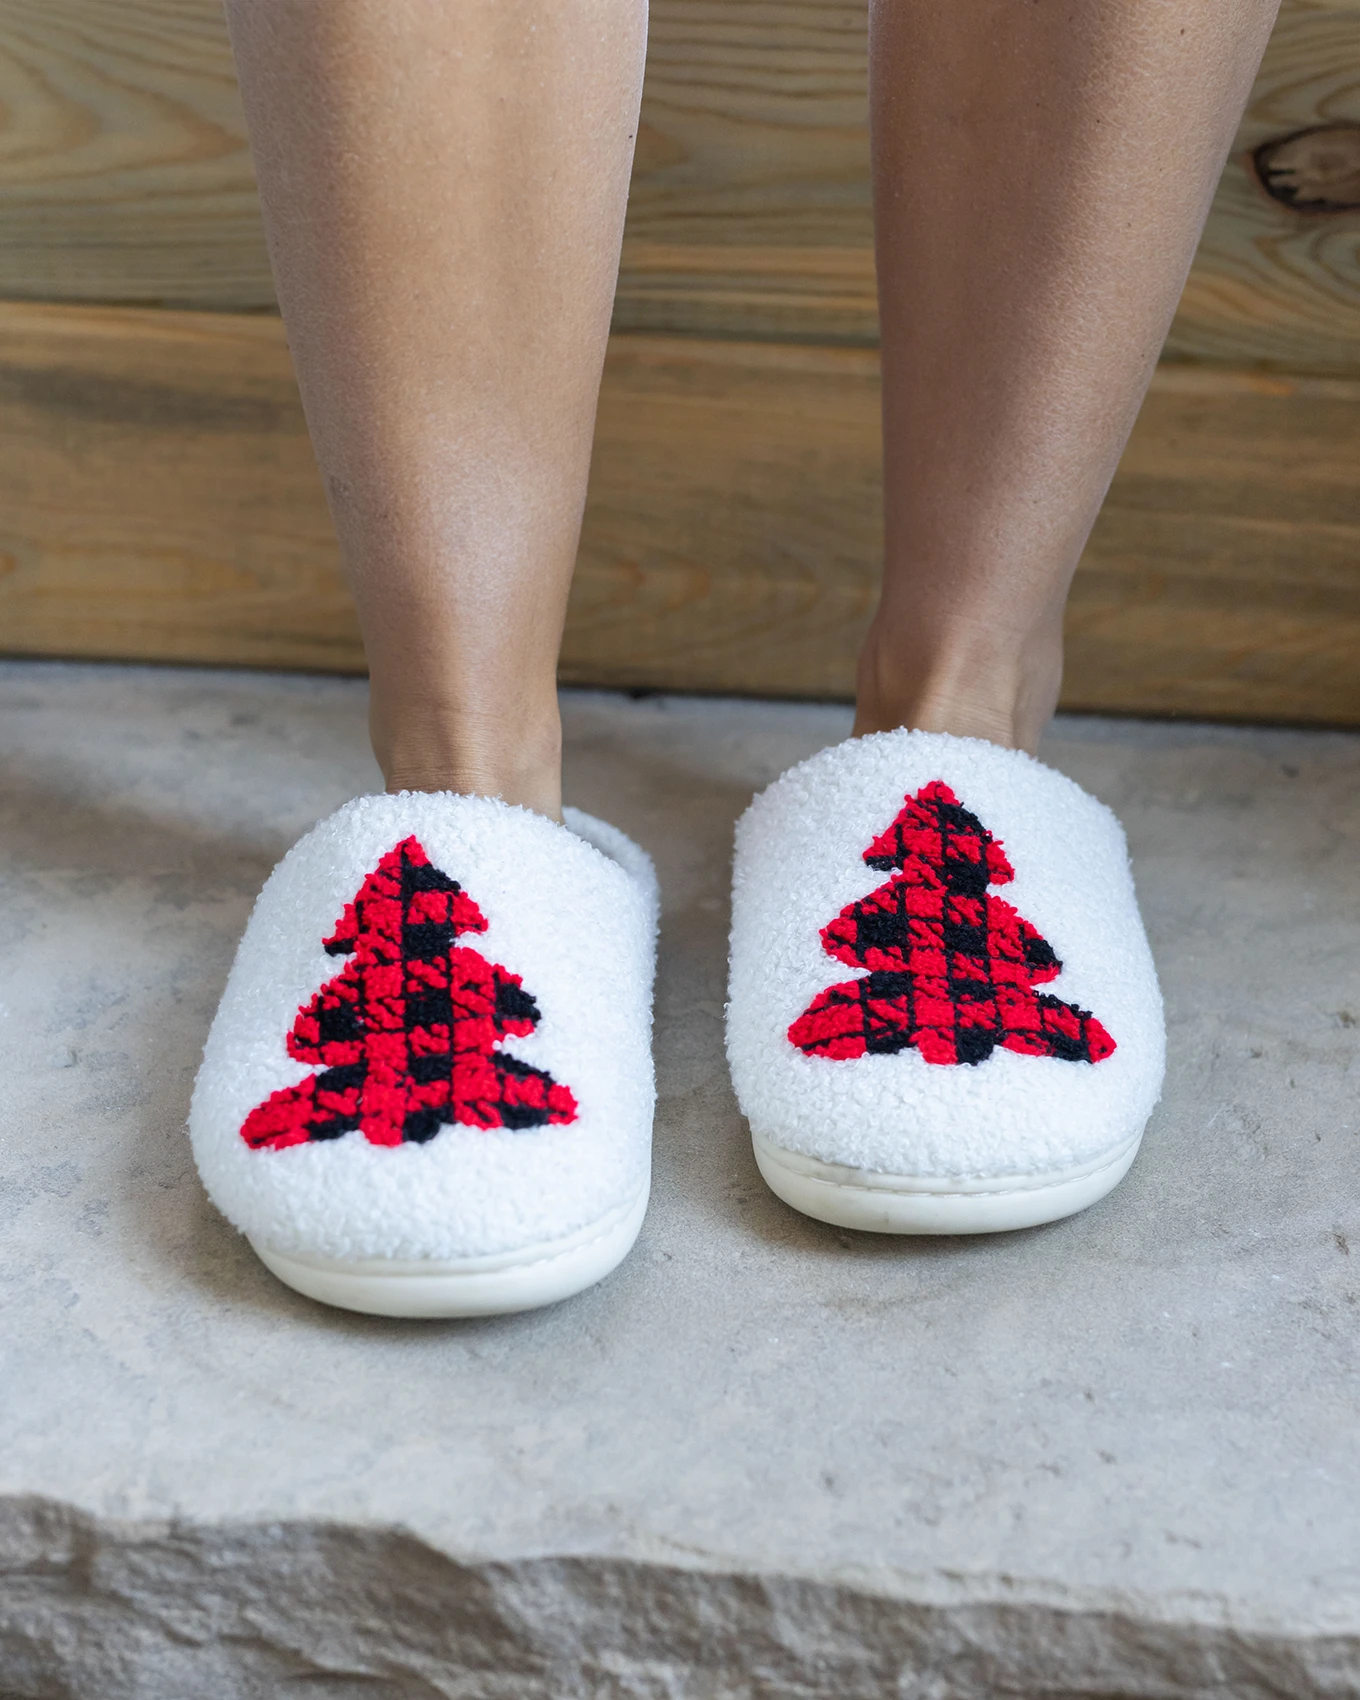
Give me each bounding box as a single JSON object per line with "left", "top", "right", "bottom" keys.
{"left": 1, "top": 660, "right": 1358, "bottom": 1699}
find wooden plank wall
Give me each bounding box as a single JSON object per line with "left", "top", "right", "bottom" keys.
{"left": 1, "top": 0, "right": 1358, "bottom": 720}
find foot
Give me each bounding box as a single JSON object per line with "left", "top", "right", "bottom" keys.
{"left": 192, "top": 792, "right": 658, "bottom": 1314}
{"left": 726, "top": 727, "right": 1164, "bottom": 1234}
{"left": 369, "top": 686, "right": 566, "bottom": 820}
{"left": 853, "top": 614, "right": 1065, "bottom": 755}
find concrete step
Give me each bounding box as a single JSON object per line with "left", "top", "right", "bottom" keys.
{"left": 1, "top": 663, "right": 1358, "bottom": 1699}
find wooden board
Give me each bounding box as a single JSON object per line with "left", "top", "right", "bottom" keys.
{"left": 0, "top": 0, "right": 1357, "bottom": 369}
{"left": 618, "top": 0, "right": 875, "bottom": 341}
{"left": 1168, "top": 0, "right": 1360, "bottom": 372}
{"left": 0, "top": 0, "right": 271, "bottom": 307}
{"left": 0, "top": 304, "right": 353, "bottom": 666}
{"left": 2, "top": 302, "right": 1357, "bottom": 725}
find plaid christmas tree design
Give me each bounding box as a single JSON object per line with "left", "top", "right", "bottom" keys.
{"left": 241, "top": 836, "right": 577, "bottom": 1149}
{"left": 788, "top": 781, "right": 1115, "bottom": 1067}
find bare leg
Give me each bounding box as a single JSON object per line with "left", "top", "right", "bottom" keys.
{"left": 860, "top": 0, "right": 1279, "bottom": 751}
{"left": 224, "top": 0, "right": 646, "bottom": 818}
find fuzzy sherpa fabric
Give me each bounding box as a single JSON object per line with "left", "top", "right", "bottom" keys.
{"left": 726, "top": 730, "right": 1164, "bottom": 1179}
{"left": 191, "top": 794, "right": 658, "bottom": 1261}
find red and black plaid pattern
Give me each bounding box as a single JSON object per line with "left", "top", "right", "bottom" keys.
{"left": 241, "top": 836, "right": 577, "bottom": 1150}
{"left": 788, "top": 780, "right": 1115, "bottom": 1067}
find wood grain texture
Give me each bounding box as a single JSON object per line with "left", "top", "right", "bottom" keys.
{"left": 615, "top": 0, "right": 874, "bottom": 338}
{"left": 2, "top": 302, "right": 1357, "bottom": 725}
{"left": 0, "top": 0, "right": 270, "bottom": 306}
{"left": 1, "top": 0, "right": 1357, "bottom": 371}
{"left": 0, "top": 304, "right": 351, "bottom": 667}
{"left": 1167, "top": 1, "right": 1360, "bottom": 371}
{"left": 1065, "top": 364, "right": 1360, "bottom": 720}
{"left": 573, "top": 334, "right": 883, "bottom": 696}
{"left": 614, "top": 240, "right": 877, "bottom": 344}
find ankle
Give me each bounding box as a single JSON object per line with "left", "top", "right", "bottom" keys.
{"left": 854, "top": 688, "right": 1032, "bottom": 751}
{"left": 853, "top": 617, "right": 1063, "bottom": 754}
{"left": 370, "top": 698, "right": 564, "bottom": 820}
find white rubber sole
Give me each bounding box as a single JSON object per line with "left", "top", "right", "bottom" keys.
{"left": 751, "top": 1130, "right": 1142, "bottom": 1235}
{"left": 249, "top": 1185, "right": 649, "bottom": 1318}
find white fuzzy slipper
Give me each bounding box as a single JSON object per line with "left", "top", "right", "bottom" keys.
{"left": 726, "top": 730, "right": 1164, "bottom": 1234}
{"left": 191, "top": 793, "right": 658, "bottom": 1315}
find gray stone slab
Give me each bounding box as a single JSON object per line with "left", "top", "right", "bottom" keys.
{"left": 1, "top": 660, "right": 1359, "bottom": 1699}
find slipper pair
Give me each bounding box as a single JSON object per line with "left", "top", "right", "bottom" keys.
{"left": 190, "top": 728, "right": 1164, "bottom": 1317}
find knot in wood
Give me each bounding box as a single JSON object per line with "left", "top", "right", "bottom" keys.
{"left": 1254, "top": 123, "right": 1360, "bottom": 215}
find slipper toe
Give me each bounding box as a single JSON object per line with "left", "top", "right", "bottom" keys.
{"left": 727, "top": 730, "right": 1164, "bottom": 1234}
{"left": 191, "top": 793, "right": 658, "bottom": 1313}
